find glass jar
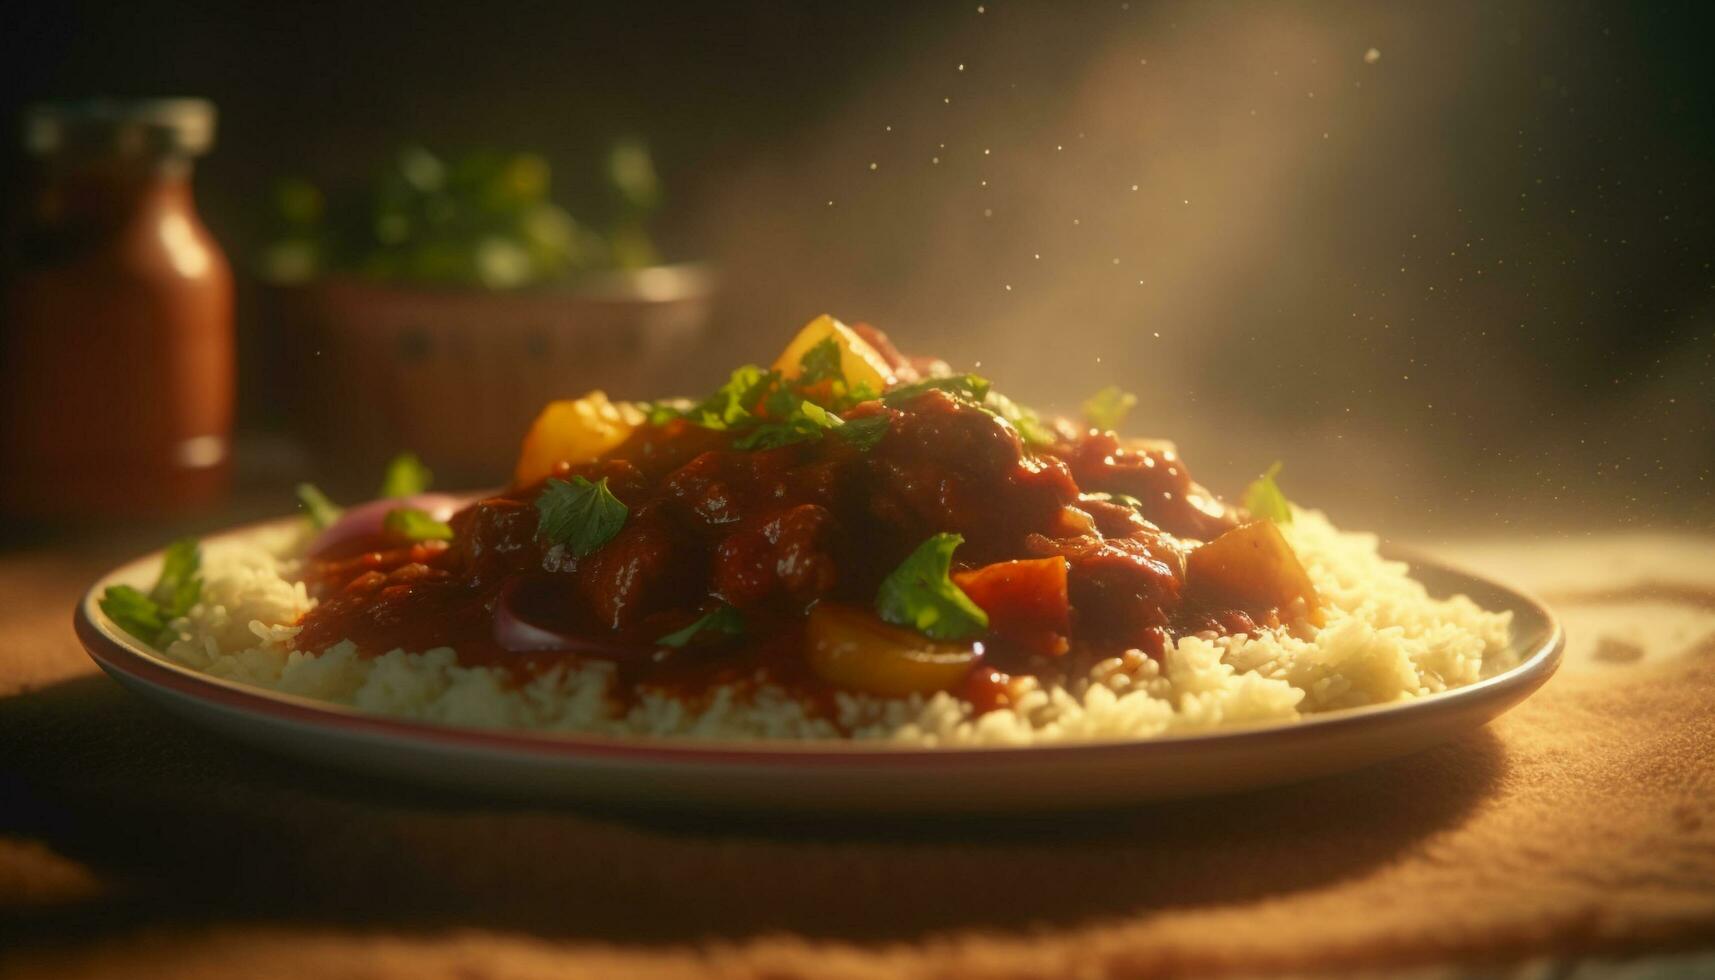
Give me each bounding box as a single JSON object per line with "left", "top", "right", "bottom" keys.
{"left": 0, "top": 99, "right": 234, "bottom": 519}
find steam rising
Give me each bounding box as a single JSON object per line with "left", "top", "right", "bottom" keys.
{"left": 689, "top": 2, "right": 1713, "bottom": 532}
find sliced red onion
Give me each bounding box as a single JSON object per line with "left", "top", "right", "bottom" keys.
{"left": 307, "top": 493, "right": 469, "bottom": 558}
{"left": 493, "top": 576, "right": 634, "bottom": 658}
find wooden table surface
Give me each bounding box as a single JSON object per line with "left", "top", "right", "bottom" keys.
{"left": 2, "top": 519, "right": 1712, "bottom": 979}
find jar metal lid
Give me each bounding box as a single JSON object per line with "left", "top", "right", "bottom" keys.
{"left": 23, "top": 98, "right": 216, "bottom": 158}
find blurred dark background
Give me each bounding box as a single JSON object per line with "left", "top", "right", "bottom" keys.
{"left": 2, "top": 0, "right": 1710, "bottom": 534}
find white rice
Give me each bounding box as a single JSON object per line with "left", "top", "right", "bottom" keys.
{"left": 145, "top": 510, "right": 1514, "bottom": 745}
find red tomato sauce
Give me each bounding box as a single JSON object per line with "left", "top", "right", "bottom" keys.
{"left": 292, "top": 381, "right": 1305, "bottom": 713}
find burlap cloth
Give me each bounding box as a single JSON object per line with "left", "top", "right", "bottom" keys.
{"left": 2, "top": 530, "right": 1712, "bottom": 978}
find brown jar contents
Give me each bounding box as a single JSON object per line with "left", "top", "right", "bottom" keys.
{"left": 0, "top": 99, "right": 233, "bottom": 518}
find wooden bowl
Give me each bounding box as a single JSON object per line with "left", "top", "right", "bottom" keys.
{"left": 273, "top": 264, "right": 714, "bottom": 485}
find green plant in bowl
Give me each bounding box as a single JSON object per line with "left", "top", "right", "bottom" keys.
{"left": 260, "top": 140, "right": 663, "bottom": 289}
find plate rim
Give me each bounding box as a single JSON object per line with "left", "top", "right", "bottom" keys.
{"left": 74, "top": 516, "right": 1564, "bottom": 768}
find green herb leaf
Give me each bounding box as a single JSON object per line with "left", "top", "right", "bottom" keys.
{"left": 99, "top": 585, "right": 169, "bottom": 648}
{"left": 296, "top": 483, "right": 344, "bottom": 529}
{"left": 797, "top": 336, "right": 844, "bottom": 385}
{"left": 881, "top": 373, "right": 992, "bottom": 407}
{"left": 684, "top": 365, "right": 776, "bottom": 430}
{"left": 983, "top": 390, "right": 1058, "bottom": 448}
{"left": 1012, "top": 413, "right": 1058, "bottom": 447}
{"left": 724, "top": 366, "right": 780, "bottom": 424}
{"left": 1242, "top": 461, "right": 1293, "bottom": 524}
{"left": 535, "top": 476, "right": 629, "bottom": 557}
{"left": 640, "top": 398, "right": 694, "bottom": 425}
{"left": 99, "top": 537, "right": 203, "bottom": 649}
{"left": 762, "top": 382, "right": 803, "bottom": 420}
{"left": 656, "top": 605, "right": 745, "bottom": 648}
{"left": 732, "top": 394, "right": 846, "bottom": 451}
{"left": 1082, "top": 385, "right": 1138, "bottom": 431}
{"left": 833, "top": 414, "right": 891, "bottom": 451}
{"left": 379, "top": 451, "right": 434, "bottom": 498}
{"left": 797, "top": 400, "right": 843, "bottom": 429}
{"left": 151, "top": 537, "right": 202, "bottom": 620}
{"left": 383, "top": 507, "right": 454, "bottom": 541}
{"left": 875, "top": 533, "right": 990, "bottom": 641}
{"left": 834, "top": 380, "right": 882, "bottom": 411}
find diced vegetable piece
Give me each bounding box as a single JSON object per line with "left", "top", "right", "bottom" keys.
{"left": 806, "top": 603, "right": 982, "bottom": 697}
{"left": 771, "top": 314, "right": 894, "bottom": 394}
{"left": 952, "top": 557, "right": 1071, "bottom": 656}
{"left": 514, "top": 391, "right": 643, "bottom": 487}
{"left": 1185, "top": 520, "right": 1320, "bottom": 615}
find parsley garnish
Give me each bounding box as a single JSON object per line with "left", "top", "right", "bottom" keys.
{"left": 1081, "top": 386, "right": 1138, "bottom": 432}
{"left": 795, "top": 399, "right": 844, "bottom": 431}
{"left": 641, "top": 398, "right": 694, "bottom": 425}
{"left": 762, "top": 382, "right": 804, "bottom": 420}
{"left": 379, "top": 451, "right": 433, "bottom": 497}
{"left": 1242, "top": 461, "right": 1293, "bottom": 524}
{"left": 656, "top": 605, "right": 745, "bottom": 648}
{"left": 660, "top": 354, "right": 1023, "bottom": 458}
{"left": 680, "top": 365, "right": 776, "bottom": 430}
{"left": 99, "top": 537, "right": 202, "bottom": 649}
{"left": 983, "top": 389, "right": 1058, "bottom": 447}
{"left": 797, "top": 336, "right": 844, "bottom": 385}
{"left": 834, "top": 380, "right": 881, "bottom": 411}
{"left": 100, "top": 586, "right": 167, "bottom": 646}
{"left": 833, "top": 413, "right": 890, "bottom": 451}
{"left": 798, "top": 337, "right": 882, "bottom": 410}
{"left": 733, "top": 396, "right": 846, "bottom": 450}
{"left": 152, "top": 537, "right": 202, "bottom": 617}
{"left": 874, "top": 533, "right": 990, "bottom": 641}
{"left": 535, "top": 476, "right": 628, "bottom": 556}
{"left": 296, "top": 453, "right": 428, "bottom": 530}
{"left": 383, "top": 507, "right": 454, "bottom": 541}
{"left": 296, "top": 483, "right": 343, "bottom": 529}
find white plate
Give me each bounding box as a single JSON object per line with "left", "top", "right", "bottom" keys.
{"left": 75, "top": 519, "right": 1562, "bottom": 813}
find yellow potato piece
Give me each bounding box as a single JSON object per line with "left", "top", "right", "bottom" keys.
{"left": 771, "top": 314, "right": 895, "bottom": 393}
{"left": 806, "top": 603, "right": 980, "bottom": 697}
{"left": 513, "top": 391, "right": 643, "bottom": 487}
{"left": 1185, "top": 519, "right": 1321, "bottom": 616}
